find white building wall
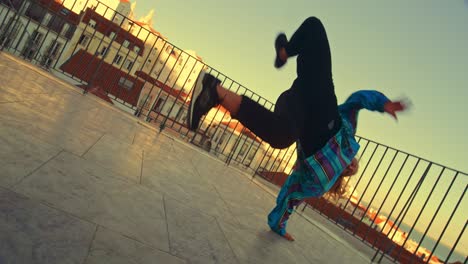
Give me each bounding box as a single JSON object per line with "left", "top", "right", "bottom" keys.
{"left": 58, "top": 18, "right": 141, "bottom": 76}
{"left": 174, "top": 50, "right": 205, "bottom": 92}
{"left": 0, "top": 4, "right": 71, "bottom": 69}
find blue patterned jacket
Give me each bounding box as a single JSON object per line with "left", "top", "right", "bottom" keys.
{"left": 296, "top": 90, "right": 390, "bottom": 196}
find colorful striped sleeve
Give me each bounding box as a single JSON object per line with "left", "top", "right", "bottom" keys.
{"left": 338, "top": 90, "right": 390, "bottom": 132}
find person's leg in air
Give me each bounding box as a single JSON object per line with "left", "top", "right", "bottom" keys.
{"left": 187, "top": 72, "right": 299, "bottom": 149}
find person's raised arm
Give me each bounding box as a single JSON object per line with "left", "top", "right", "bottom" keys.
{"left": 339, "top": 90, "right": 409, "bottom": 131}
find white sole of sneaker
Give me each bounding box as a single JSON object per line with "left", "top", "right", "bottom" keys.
{"left": 187, "top": 71, "right": 206, "bottom": 130}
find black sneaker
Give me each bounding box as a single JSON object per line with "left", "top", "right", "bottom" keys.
{"left": 274, "top": 33, "right": 288, "bottom": 68}
{"left": 187, "top": 71, "right": 221, "bottom": 131}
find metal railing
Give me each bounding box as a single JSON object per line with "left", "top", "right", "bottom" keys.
{"left": 301, "top": 137, "right": 467, "bottom": 264}
{"left": 0, "top": 1, "right": 466, "bottom": 263}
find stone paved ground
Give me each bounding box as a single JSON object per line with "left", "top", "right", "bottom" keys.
{"left": 0, "top": 53, "right": 384, "bottom": 263}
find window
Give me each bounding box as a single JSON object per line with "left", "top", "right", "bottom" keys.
{"left": 123, "top": 59, "right": 133, "bottom": 70}
{"left": 61, "top": 23, "right": 70, "bottom": 36}
{"left": 118, "top": 77, "right": 134, "bottom": 90}
{"left": 43, "top": 13, "right": 53, "bottom": 26}
{"left": 3, "top": 0, "right": 23, "bottom": 10}
{"left": 134, "top": 45, "right": 140, "bottom": 53}
{"left": 46, "top": 41, "right": 62, "bottom": 57}
{"left": 238, "top": 144, "right": 248, "bottom": 158}
{"left": 247, "top": 146, "right": 258, "bottom": 161}
{"left": 88, "top": 19, "right": 97, "bottom": 28}
{"left": 153, "top": 98, "right": 165, "bottom": 112}
{"left": 100, "top": 46, "right": 108, "bottom": 56}
{"left": 78, "top": 34, "right": 89, "bottom": 46}
{"left": 25, "top": 3, "right": 46, "bottom": 22}
{"left": 21, "top": 30, "right": 43, "bottom": 60}
{"left": 175, "top": 107, "right": 186, "bottom": 122}
{"left": 113, "top": 54, "right": 123, "bottom": 65}
{"left": 41, "top": 42, "right": 61, "bottom": 68}
{"left": 165, "top": 45, "right": 172, "bottom": 53}
{"left": 123, "top": 40, "right": 130, "bottom": 48}
{"left": 30, "top": 30, "right": 43, "bottom": 44}
{"left": 48, "top": 16, "right": 65, "bottom": 33}
{"left": 109, "top": 31, "right": 116, "bottom": 40}
{"left": 215, "top": 132, "right": 228, "bottom": 151}
{"left": 65, "top": 25, "right": 76, "bottom": 39}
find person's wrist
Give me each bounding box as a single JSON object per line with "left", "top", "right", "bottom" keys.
{"left": 279, "top": 48, "right": 288, "bottom": 62}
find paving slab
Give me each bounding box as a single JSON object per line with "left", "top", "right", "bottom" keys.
{"left": 85, "top": 227, "right": 187, "bottom": 264}
{"left": 217, "top": 220, "right": 311, "bottom": 264}
{"left": 83, "top": 134, "right": 144, "bottom": 182}
{"left": 0, "top": 188, "right": 95, "bottom": 264}
{"left": 164, "top": 197, "right": 238, "bottom": 264}
{"left": 0, "top": 102, "right": 105, "bottom": 157}
{"left": 13, "top": 151, "right": 170, "bottom": 252}
{"left": 0, "top": 120, "right": 62, "bottom": 188}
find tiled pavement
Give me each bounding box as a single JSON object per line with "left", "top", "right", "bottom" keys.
{"left": 0, "top": 53, "right": 381, "bottom": 263}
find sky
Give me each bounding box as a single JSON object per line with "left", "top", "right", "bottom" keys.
{"left": 132, "top": 0, "right": 468, "bottom": 174}
{"left": 131, "top": 0, "right": 468, "bottom": 257}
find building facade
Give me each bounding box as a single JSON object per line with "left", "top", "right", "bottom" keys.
{"left": 58, "top": 6, "right": 145, "bottom": 104}
{"left": 0, "top": 0, "right": 80, "bottom": 69}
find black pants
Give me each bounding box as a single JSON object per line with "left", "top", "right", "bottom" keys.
{"left": 234, "top": 17, "right": 341, "bottom": 157}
